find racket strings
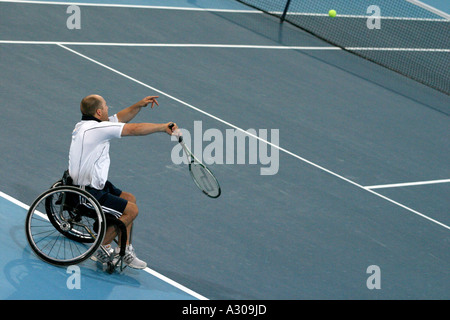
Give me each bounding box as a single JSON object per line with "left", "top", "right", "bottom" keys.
{"left": 190, "top": 163, "right": 220, "bottom": 198}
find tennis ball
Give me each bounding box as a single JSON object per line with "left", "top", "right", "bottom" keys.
{"left": 329, "top": 9, "right": 337, "bottom": 17}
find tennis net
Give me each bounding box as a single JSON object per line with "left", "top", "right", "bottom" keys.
{"left": 235, "top": 0, "right": 450, "bottom": 94}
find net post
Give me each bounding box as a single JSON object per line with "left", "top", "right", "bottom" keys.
{"left": 280, "top": 0, "right": 292, "bottom": 22}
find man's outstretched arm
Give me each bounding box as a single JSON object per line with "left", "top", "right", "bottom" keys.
{"left": 121, "top": 122, "right": 177, "bottom": 137}
{"left": 116, "top": 96, "right": 159, "bottom": 123}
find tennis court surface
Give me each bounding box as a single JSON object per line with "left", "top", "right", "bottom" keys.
{"left": 0, "top": 0, "right": 448, "bottom": 301}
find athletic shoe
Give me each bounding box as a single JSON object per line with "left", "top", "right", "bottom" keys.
{"left": 116, "top": 244, "right": 147, "bottom": 269}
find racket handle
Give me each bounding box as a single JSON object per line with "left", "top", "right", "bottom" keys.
{"left": 169, "top": 122, "right": 183, "bottom": 142}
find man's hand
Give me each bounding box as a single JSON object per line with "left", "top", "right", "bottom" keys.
{"left": 117, "top": 96, "right": 160, "bottom": 123}
{"left": 140, "top": 96, "right": 159, "bottom": 108}
{"left": 166, "top": 122, "right": 179, "bottom": 135}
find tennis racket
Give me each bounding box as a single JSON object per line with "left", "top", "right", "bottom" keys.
{"left": 170, "top": 123, "right": 221, "bottom": 198}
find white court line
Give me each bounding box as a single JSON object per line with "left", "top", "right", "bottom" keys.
{"left": 0, "top": 190, "right": 208, "bottom": 300}
{"left": 0, "top": 0, "right": 258, "bottom": 12}
{"left": 2, "top": 41, "right": 449, "bottom": 52}
{"left": 0, "top": 190, "right": 30, "bottom": 211}
{"left": 365, "top": 179, "right": 450, "bottom": 190}
{"left": 406, "top": 0, "right": 450, "bottom": 21}
{"left": 347, "top": 47, "right": 450, "bottom": 52}
{"left": 0, "top": 41, "right": 341, "bottom": 50}
{"left": 54, "top": 43, "right": 449, "bottom": 231}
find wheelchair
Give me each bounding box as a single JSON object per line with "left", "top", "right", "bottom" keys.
{"left": 25, "top": 171, "right": 128, "bottom": 273}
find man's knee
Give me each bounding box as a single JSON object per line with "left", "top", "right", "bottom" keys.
{"left": 120, "top": 191, "right": 136, "bottom": 204}
{"left": 124, "top": 202, "right": 139, "bottom": 221}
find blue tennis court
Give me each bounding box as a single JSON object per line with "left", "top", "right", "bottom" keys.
{"left": 0, "top": 0, "right": 448, "bottom": 301}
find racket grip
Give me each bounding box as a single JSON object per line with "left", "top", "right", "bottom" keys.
{"left": 169, "top": 122, "right": 183, "bottom": 142}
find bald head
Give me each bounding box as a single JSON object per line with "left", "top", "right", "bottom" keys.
{"left": 80, "top": 94, "right": 105, "bottom": 117}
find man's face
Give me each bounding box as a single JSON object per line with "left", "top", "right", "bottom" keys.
{"left": 98, "top": 96, "right": 109, "bottom": 121}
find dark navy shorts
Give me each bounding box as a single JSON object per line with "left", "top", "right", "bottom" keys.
{"left": 86, "top": 181, "right": 127, "bottom": 219}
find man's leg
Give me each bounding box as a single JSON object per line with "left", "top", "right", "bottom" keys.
{"left": 102, "top": 199, "right": 138, "bottom": 245}
{"left": 117, "top": 191, "right": 146, "bottom": 269}
{"left": 91, "top": 184, "right": 146, "bottom": 269}
{"left": 86, "top": 184, "right": 132, "bottom": 246}
{"left": 119, "top": 191, "right": 137, "bottom": 245}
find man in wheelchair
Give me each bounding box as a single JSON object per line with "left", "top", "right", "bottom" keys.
{"left": 68, "top": 94, "right": 178, "bottom": 269}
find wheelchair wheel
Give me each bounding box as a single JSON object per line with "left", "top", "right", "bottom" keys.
{"left": 25, "top": 186, "right": 106, "bottom": 266}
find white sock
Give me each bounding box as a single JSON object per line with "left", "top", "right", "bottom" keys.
{"left": 115, "top": 244, "right": 132, "bottom": 253}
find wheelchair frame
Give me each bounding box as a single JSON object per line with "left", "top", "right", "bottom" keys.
{"left": 25, "top": 172, "right": 128, "bottom": 273}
